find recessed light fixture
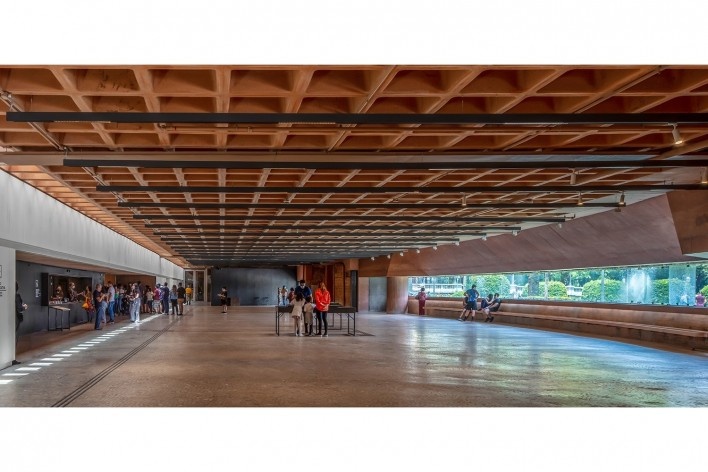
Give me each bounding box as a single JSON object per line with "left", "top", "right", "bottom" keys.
{"left": 512, "top": 230, "right": 519, "bottom": 236}
{"left": 672, "top": 124, "right": 684, "bottom": 146}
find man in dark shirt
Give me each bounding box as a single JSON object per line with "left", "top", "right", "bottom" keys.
{"left": 161, "top": 282, "right": 170, "bottom": 314}
{"left": 486, "top": 293, "right": 502, "bottom": 322}
{"left": 294, "top": 279, "right": 312, "bottom": 300}
{"left": 177, "top": 282, "right": 186, "bottom": 315}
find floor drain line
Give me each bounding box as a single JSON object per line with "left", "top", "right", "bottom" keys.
{"left": 52, "top": 321, "right": 175, "bottom": 407}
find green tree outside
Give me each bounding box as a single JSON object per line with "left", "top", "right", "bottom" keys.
{"left": 581, "top": 279, "right": 624, "bottom": 302}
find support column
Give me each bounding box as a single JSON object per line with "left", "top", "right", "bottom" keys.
{"left": 386, "top": 276, "right": 409, "bottom": 314}
{"left": 0, "top": 246, "right": 17, "bottom": 368}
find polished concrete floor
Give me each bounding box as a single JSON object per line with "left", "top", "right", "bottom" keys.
{"left": 1, "top": 303, "right": 707, "bottom": 407}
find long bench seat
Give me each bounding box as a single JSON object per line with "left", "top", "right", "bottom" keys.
{"left": 408, "top": 298, "right": 708, "bottom": 350}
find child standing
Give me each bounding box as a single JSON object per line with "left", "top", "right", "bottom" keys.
{"left": 290, "top": 293, "right": 305, "bottom": 336}
{"left": 303, "top": 296, "right": 314, "bottom": 336}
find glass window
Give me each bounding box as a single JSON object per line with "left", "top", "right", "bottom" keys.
{"left": 409, "top": 263, "right": 708, "bottom": 307}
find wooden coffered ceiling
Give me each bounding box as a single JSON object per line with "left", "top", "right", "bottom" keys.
{"left": 1, "top": 65, "right": 708, "bottom": 268}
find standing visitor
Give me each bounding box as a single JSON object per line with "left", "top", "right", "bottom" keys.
{"left": 290, "top": 293, "right": 305, "bottom": 336}
{"left": 146, "top": 285, "right": 154, "bottom": 313}
{"left": 130, "top": 283, "right": 141, "bottom": 323}
{"left": 303, "top": 296, "right": 314, "bottom": 336}
{"left": 314, "top": 282, "right": 331, "bottom": 337}
{"left": 695, "top": 292, "right": 706, "bottom": 307}
{"left": 93, "top": 283, "right": 106, "bottom": 330}
{"left": 170, "top": 284, "right": 179, "bottom": 315}
{"left": 295, "top": 279, "right": 312, "bottom": 300}
{"left": 185, "top": 284, "right": 193, "bottom": 305}
{"left": 459, "top": 284, "right": 480, "bottom": 321}
{"left": 280, "top": 285, "right": 287, "bottom": 306}
{"left": 154, "top": 284, "right": 163, "bottom": 314}
{"left": 82, "top": 285, "right": 94, "bottom": 322}
{"left": 161, "top": 282, "right": 170, "bottom": 314}
{"left": 177, "top": 282, "right": 186, "bottom": 315}
{"left": 415, "top": 287, "right": 427, "bottom": 316}
{"left": 219, "top": 286, "right": 228, "bottom": 313}
{"left": 13, "top": 282, "right": 28, "bottom": 365}
{"left": 106, "top": 281, "right": 116, "bottom": 324}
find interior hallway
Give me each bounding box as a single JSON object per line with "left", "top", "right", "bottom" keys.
{"left": 1, "top": 303, "right": 707, "bottom": 407}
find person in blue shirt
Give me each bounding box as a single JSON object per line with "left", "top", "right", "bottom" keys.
{"left": 459, "top": 284, "right": 480, "bottom": 321}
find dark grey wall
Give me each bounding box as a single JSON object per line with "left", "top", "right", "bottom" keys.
{"left": 369, "top": 277, "right": 387, "bottom": 312}
{"left": 210, "top": 267, "right": 297, "bottom": 306}
{"left": 15, "top": 260, "right": 102, "bottom": 335}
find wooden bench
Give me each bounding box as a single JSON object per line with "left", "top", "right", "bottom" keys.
{"left": 493, "top": 310, "right": 708, "bottom": 351}
{"left": 409, "top": 297, "right": 708, "bottom": 350}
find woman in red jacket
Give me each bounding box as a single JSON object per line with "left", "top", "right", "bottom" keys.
{"left": 314, "top": 281, "right": 331, "bottom": 337}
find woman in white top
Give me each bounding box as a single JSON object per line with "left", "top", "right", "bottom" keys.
{"left": 290, "top": 293, "right": 305, "bottom": 336}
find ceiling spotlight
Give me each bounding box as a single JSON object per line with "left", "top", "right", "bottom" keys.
{"left": 671, "top": 124, "right": 684, "bottom": 146}
{"left": 619, "top": 192, "right": 626, "bottom": 206}
{"left": 570, "top": 171, "right": 577, "bottom": 185}
{"left": 512, "top": 230, "right": 519, "bottom": 236}
{"left": 416, "top": 249, "right": 421, "bottom": 254}
{"left": 454, "top": 241, "right": 460, "bottom": 246}
{"left": 461, "top": 194, "right": 467, "bottom": 208}
{"left": 371, "top": 256, "right": 375, "bottom": 261}
{"left": 557, "top": 222, "right": 563, "bottom": 229}
{"left": 576, "top": 193, "right": 584, "bottom": 207}
{"left": 399, "top": 251, "right": 404, "bottom": 256}
{"left": 387, "top": 254, "right": 391, "bottom": 259}
{"left": 701, "top": 167, "right": 708, "bottom": 184}
{"left": 433, "top": 246, "right": 438, "bottom": 251}
{"left": 481, "top": 235, "right": 487, "bottom": 241}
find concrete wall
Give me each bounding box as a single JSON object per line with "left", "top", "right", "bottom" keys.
{"left": 0, "top": 170, "right": 183, "bottom": 279}
{"left": 0, "top": 246, "right": 16, "bottom": 367}
{"left": 368, "top": 277, "right": 387, "bottom": 312}
{"left": 210, "top": 267, "right": 297, "bottom": 306}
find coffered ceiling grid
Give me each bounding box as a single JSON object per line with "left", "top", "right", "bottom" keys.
{"left": 2, "top": 65, "right": 708, "bottom": 266}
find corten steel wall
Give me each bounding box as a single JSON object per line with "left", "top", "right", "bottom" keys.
{"left": 210, "top": 267, "right": 297, "bottom": 306}
{"left": 365, "top": 194, "right": 702, "bottom": 278}
{"left": 666, "top": 190, "right": 708, "bottom": 256}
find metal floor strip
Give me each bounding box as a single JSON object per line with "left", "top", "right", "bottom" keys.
{"left": 52, "top": 321, "right": 175, "bottom": 407}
